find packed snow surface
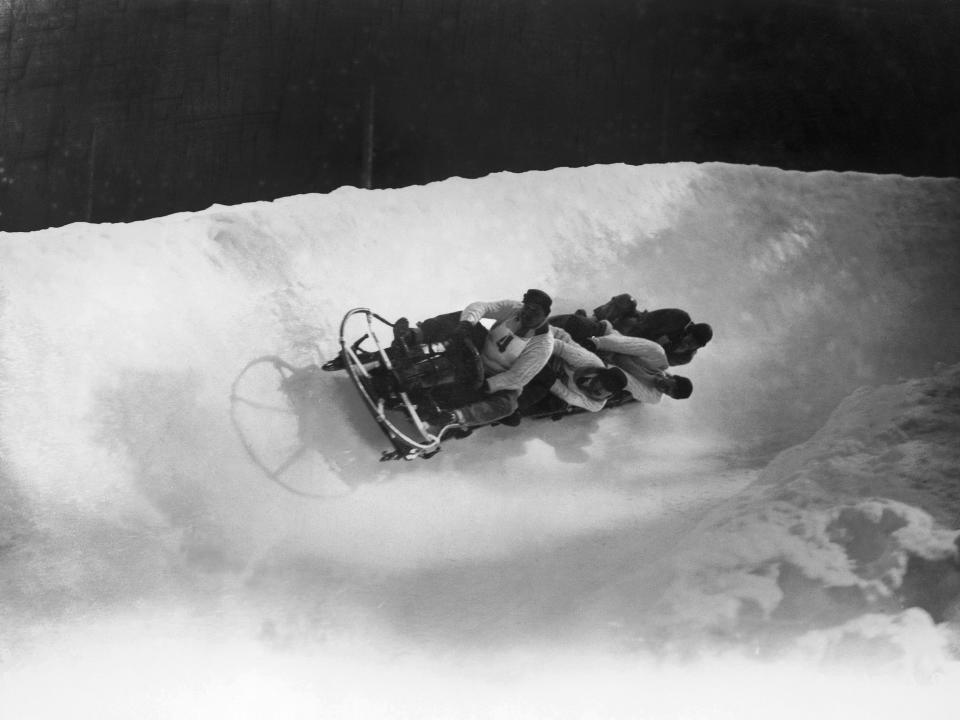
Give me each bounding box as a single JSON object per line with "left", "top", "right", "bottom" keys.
{"left": 2, "top": 162, "right": 960, "bottom": 718}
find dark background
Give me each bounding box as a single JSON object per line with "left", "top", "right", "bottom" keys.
{"left": 1, "top": 0, "right": 957, "bottom": 232}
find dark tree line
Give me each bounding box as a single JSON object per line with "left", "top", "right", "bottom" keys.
{"left": 1, "top": 0, "right": 957, "bottom": 231}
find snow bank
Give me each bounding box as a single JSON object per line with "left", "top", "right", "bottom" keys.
{"left": 2, "top": 162, "right": 960, "bottom": 716}
{"left": 657, "top": 363, "right": 960, "bottom": 670}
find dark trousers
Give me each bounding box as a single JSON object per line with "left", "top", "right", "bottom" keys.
{"left": 517, "top": 362, "right": 558, "bottom": 411}
{"left": 418, "top": 311, "right": 489, "bottom": 348}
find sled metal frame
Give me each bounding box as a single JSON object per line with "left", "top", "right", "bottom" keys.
{"left": 338, "top": 307, "right": 449, "bottom": 461}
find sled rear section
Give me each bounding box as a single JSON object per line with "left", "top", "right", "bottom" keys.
{"left": 325, "top": 308, "right": 484, "bottom": 461}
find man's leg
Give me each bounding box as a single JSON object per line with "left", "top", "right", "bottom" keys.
{"left": 416, "top": 311, "right": 462, "bottom": 343}
{"left": 516, "top": 364, "right": 558, "bottom": 413}
{"left": 443, "top": 364, "right": 555, "bottom": 431}
{"left": 397, "top": 311, "right": 488, "bottom": 348}
{"left": 453, "top": 389, "right": 520, "bottom": 427}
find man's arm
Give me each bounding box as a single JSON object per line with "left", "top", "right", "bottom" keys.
{"left": 460, "top": 299, "right": 521, "bottom": 325}
{"left": 620, "top": 371, "right": 663, "bottom": 405}
{"left": 552, "top": 336, "right": 605, "bottom": 369}
{"left": 549, "top": 377, "right": 607, "bottom": 412}
{"left": 595, "top": 334, "right": 667, "bottom": 404}
{"left": 592, "top": 334, "right": 668, "bottom": 371}
{"left": 545, "top": 337, "right": 608, "bottom": 410}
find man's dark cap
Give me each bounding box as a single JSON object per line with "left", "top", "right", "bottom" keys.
{"left": 673, "top": 375, "right": 694, "bottom": 399}
{"left": 599, "top": 366, "right": 628, "bottom": 393}
{"left": 522, "top": 289, "right": 552, "bottom": 315}
{"left": 690, "top": 323, "right": 713, "bottom": 346}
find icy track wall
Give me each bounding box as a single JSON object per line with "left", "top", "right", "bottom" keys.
{"left": 4, "top": 163, "right": 959, "bottom": 466}
{"left": 2, "top": 162, "right": 960, "bottom": 715}
{"left": 219, "top": 160, "right": 960, "bottom": 456}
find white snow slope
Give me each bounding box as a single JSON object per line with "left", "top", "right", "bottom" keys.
{"left": 2, "top": 162, "right": 960, "bottom": 718}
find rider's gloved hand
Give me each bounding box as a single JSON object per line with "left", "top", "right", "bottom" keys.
{"left": 585, "top": 318, "right": 606, "bottom": 337}
{"left": 454, "top": 320, "right": 474, "bottom": 338}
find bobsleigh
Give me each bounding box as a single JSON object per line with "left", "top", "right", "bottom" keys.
{"left": 230, "top": 308, "right": 633, "bottom": 481}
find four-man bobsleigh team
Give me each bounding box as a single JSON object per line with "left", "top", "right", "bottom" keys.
{"left": 386, "top": 288, "right": 713, "bottom": 437}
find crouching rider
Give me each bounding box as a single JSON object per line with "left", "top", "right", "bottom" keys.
{"left": 536, "top": 333, "right": 629, "bottom": 414}
{"left": 394, "top": 289, "right": 556, "bottom": 434}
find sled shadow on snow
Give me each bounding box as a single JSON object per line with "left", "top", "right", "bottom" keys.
{"left": 229, "top": 351, "right": 609, "bottom": 493}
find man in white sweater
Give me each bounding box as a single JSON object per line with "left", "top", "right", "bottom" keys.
{"left": 400, "top": 289, "right": 557, "bottom": 432}
{"left": 586, "top": 333, "right": 693, "bottom": 404}
{"left": 546, "top": 333, "right": 629, "bottom": 413}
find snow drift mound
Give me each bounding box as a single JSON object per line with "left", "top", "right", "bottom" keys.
{"left": 653, "top": 363, "right": 960, "bottom": 667}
